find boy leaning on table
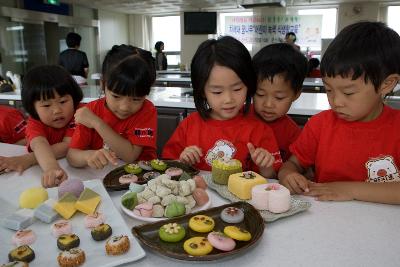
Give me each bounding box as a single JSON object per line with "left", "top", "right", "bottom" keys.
{"left": 278, "top": 21, "right": 400, "bottom": 204}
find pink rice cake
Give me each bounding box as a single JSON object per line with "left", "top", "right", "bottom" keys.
{"left": 12, "top": 229, "right": 37, "bottom": 246}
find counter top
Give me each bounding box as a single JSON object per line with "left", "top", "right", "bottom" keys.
{"left": 0, "top": 142, "right": 399, "bottom": 267}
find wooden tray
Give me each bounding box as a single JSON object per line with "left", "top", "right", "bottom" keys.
{"left": 132, "top": 201, "right": 265, "bottom": 261}
{"left": 103, "top": 160, "right": 199, "bottom": 191}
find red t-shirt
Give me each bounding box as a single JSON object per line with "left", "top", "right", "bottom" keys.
{"left": 290, "top": 105, "right": 400, "bottom": 183}
{"left": 162, "top": 112, "right": 282, "bottom": 172}
{"left": 0, "top": 105, "right": 26, "bottom": 144}
{"left": 69, "top": 98, "right": 157, "bottom": 160}
{"left": 25, "top": 117, "right": 76, "bottom": 152}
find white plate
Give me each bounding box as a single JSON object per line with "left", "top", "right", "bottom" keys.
{"left": 0, "top": 180, "right": 145, "bottom": 267}
{"left": 120, "top": 194, "right": 212, "bottom": 222}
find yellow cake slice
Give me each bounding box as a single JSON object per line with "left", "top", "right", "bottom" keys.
{"left": 54, "top": 193, "right": 77, "bottom": 219}
{"left": 75, "top": 188, "right": 101, "bottom": 215}
{"left": 227, "top": 171, "right": 267, "bottom": 200}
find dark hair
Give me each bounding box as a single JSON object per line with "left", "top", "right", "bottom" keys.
{"left": 191, "top": 36, "right": 256, "bottom": 119}
{"left": 321, "top": 21, "right": 400, "bottom": 91}
{"left": 285, "top": 32, "right": 297, "bottom": 42}
{"left": 66, "top": 32, "right": 81, "bottom": 48}
{"left": 22, "top": 65, "right": 83, "bottom": 120}
{"left": 155, "top": 41, "right": 164, "bottom": 53}
{"left": 308, "top": 58, "right": 320, "bottom": 75}
{"left": 253, "top": 43, "right": 308, "bottom": 94}
{"left": 102, "top": 44, "right": 156, "bottom": 97}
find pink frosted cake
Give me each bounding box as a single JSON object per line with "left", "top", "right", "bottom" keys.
{"left": 251, "top": 183, "right": 290, "bottom": 213}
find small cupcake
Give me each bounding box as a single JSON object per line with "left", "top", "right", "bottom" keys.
{"left": 105, "top": 235, "right": 130, "bottom": 255}
{"left": 91, "top": 223, "right": 113, "bottom": 241}
{"left": 12, "top": 229, "right": 36, "bottom": 246}
{"left": 57, "top": 234, "right": 80, "bottom": 251}
{"left": 57, "top": 248, "right": 85, "bottom": 267}
{"left": 52, "top": 220, "right": 73, "bottom": 237}
{"left": 8, "top": 245, "right": 35, "bottom": 263}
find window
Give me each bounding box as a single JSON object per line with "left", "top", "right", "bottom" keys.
{"left": 388, "top": 6, "right": 400, "bottom": 35}
{"left": 152, "top": 16, "right": 181, "bottom": 66}
{"left": 219, "top": 12, "right": 253, "bottom": 52}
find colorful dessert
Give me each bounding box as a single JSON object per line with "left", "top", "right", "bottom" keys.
{"left": 223, "top": 226, "right": 252, "bottom": 241}
{"left": 220, "top": 207, "right": 244, "bottom": 223}
{"left": 150, "top": 159, "right": 167, "bottom": 171}
{"left": 124, "top": 163, "right": 142, "bottom": 174}
{"left": 8, "top": 245, "right": 35, "bottom": 263}
{"left": 192, "top": 188, "right": 209, "bottom": 206}
{"left": 1, "top": 261, "right": 28, "bottom": 267}
{"left": 165, "top": 167, "right": 183, "bottom": 177}
{"left": 54, "top": 193, "right": 77, "bottom": 219}
{"left": 211, "top": 158, "right": 242, "bottom": 185}
{"left": 133, "top": 202, "right": 153, "bottom": 217}
{"left": 2, "top": 209, "right": 35, "bottom": 231}
{"left": 105, "top": 235, "right": 130, "bottom": 255}
{"left": 91, "top": 223, "right": 112, "bottom": 241}
{"left": 193, "top": 175, "right": 208, "bottom": 189}
{"left": 138, "top": 160, "right": 153, "bottom": 171}
{"left": 57, "top": 248, "right": 85, "bottom": 267}
{"left": 143, "top": 171, "right": 160, "bottom": 181}
{"left": 34, "top": 199, "right": 58, "bottom": 223}
{"left": 121, "top": 192, "right": 138, "bottom": 210}
{"left": 129, "top": 183, "right": 145, "bottom": 193}
{"left": 228, "top": 171, "right": 267, "bottom": 200}
{"left": 118, "top": 174, "right": 138, "bottom": 184}
{"left": 164, "top": 201, "right": 185, "bottom": 218}
{"left": 52, "top": 220, "right": 73, "bottom": 237}
{"left": 207, "top": 232, "right": 236, "bottom": 251}
{"left": 84, "top": 212, "right": 106, "bottom": 228}
{"left": 189, "top": 215, "right": 215, "bottom": 233}
{"left": 57, "top": 233, "right": 80, "bottom": 251}
{"left": 19, "top": 187, "right": 48, "bottom": 209}
{"left": 58, "top": 179, "right": 84, "bottom": 199}
{"left": 159, "top": 223, "right": 186, "bottom": 242}
{"left": 183, "top": 237, "right": 213, "bottom": 256}
{"left": 251, "top": 183, "right": 290, "bottom": 213}
{"left": 74, "top": 188, "right": 101, "bottom": 215}
{"left": 12, "top": 229, "right": 36, "bottom": 246}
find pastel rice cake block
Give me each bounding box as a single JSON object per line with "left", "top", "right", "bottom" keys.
{"left": 1, "top": 209, "right": 35, "bottom": 230}
{"left": 34, "top": 199, "right": 59, "bottom": 223}
{"left": 75, "top": 188, "right": 101, "bottom": 215}
{"left": 54, "top": 193, "right": 78, "bottom": 219}
{"left": 227, "top": 171, "right": 267, "bottom": 200}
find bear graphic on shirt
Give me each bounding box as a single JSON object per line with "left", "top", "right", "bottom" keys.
{"left": 205, "top": 140, "right": 236, "bottom": 166}
{"left": 365, "top": 155, "right": 400, "bottom": 183}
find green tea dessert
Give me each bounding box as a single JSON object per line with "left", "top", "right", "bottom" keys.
{"left": 124, "top": 163, "right": 142, "bottom": 174}
{"left": 8, "top": 245, "right": 35, "bottom": 263}
{"left": 121, "top": 192, "right": 138, "bottom": 210}
{"left": 91, "top": 223, "right": 113, "bottom": 241}
{"left": 150, "top": 159, "right": 167, "bottom": 171}
{"left": 211, "top": 158, "right": 242, "bottom": 185}
{"left": 57, "top": 233, "right": 80, "bottom": 251}
{"left": 159, "top": 223, "right": 186, "bottom": 242}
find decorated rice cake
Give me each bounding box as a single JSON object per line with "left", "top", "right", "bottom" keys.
{"left": 227, "top": 171, "right": 267, "bottom": 200}
{"left": 75, "top": 188, "right": 101, "bottom": 215}
{"left": 211, "top": 158, "right": 242, "bottom": 185}
{"left": 54, "top": 193, "right": 77, "bottom": 219}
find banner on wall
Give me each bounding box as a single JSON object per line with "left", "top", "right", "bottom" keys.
{"left": 225, "top": 15, "right": 322, "bottom": 48}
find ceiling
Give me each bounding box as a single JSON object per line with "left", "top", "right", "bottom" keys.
{"left": 63, "top": 0, "right": 393, "bottom": 15}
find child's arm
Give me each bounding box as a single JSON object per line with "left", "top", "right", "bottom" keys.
{"left": 278, "top": 155, "right": 311, "bottom": 194}
{"left": 305, "top": 181, "right": 400, "bottom": 204}
{"left": 74, "top": 107, "right": 140, "bottom": 163}
{"left": 247, "top": 143, "right": 276, "bottom": 178}
{"left": 67, "top": 148, "right": 117, "bottom": 169}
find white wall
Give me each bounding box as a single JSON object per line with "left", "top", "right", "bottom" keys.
{"left": 337, "top": 2, "right": 380, "bottom": 32}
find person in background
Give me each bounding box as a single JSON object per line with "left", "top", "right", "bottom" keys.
{"left": 0, "top": 105, "right": 26, "bottom": 145}
{"left": 67, "top": 45, "right": 157, "bottom": 169}
{"left": 278, "top": 21, "right": 400, "bottom": 204}
{"left": 154, "top": 41, "right": 168, "bottom": 70}
{"left": 59, "top": 32, "right": 89, "bottom": 80}
{"left": 284, "top": 32, "right": 300, "bottom": 51}
{"left": 252, "top": 43, "right": 308, "bottom": 162}
{"left": 162, "top": 36, "right": 282, "bottom": 177}
{"left": 307, "top": 58, "right": 322, "bottom": 78}
{"left": 0, "top": 65, "right": 83, "bottom": 187}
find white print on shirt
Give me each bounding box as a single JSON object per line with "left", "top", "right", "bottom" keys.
{"left": 133, "top": 128, "right": 154, "bottom": 138}
{"left": 271, "top": 151, "right": 283, "bottom": 164}
{"left": 205, "top": 140, "right": 236, "bottom": 166}
{"left": 365, "top": 155, "right": 400, "bottom": 183}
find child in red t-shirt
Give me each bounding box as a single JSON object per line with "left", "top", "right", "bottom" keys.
{"left": 162, "top": 36, "right": 282, "bottom": 177}
{"left": 0, "top": 65, "right": 83, "bottom": 187}
{"left": 252, "top": 43, "right": 308, "bottom": 162}
{"left": 0, "top": 105, "right": 26, "bottom": 144}
{"left": 278, "top": 21, "right": 400, "bottom": 204}
{"left": 67, "top": 45, "right": 157, "bottom": 169}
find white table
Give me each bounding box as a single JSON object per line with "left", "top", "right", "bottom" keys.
{"left": 0, "top": 143, "right": 399, "bottom": 267}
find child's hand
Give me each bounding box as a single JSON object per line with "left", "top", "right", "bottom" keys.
{"left": 179, "top": 146, "right": 203, "bottom": 165}
{"left": 86, "top": 149, "right": 118, "bottom": 169}
{"left": 74, "top": 107, "right": 101, "bottom": 129}
{"left": 280, "top": 172, "right": 310, "bottom": 194}
{"left": 0, "top": 155, "right": 33, "bottom": 174}
{"left": 42, "top": 168, "right": 68, "bottom": 188}
{"left": 247, "top": 143, "right": 275, "bottom": 169}
{"left": 304, "top": 182, "right": 354, "bottom": 201}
